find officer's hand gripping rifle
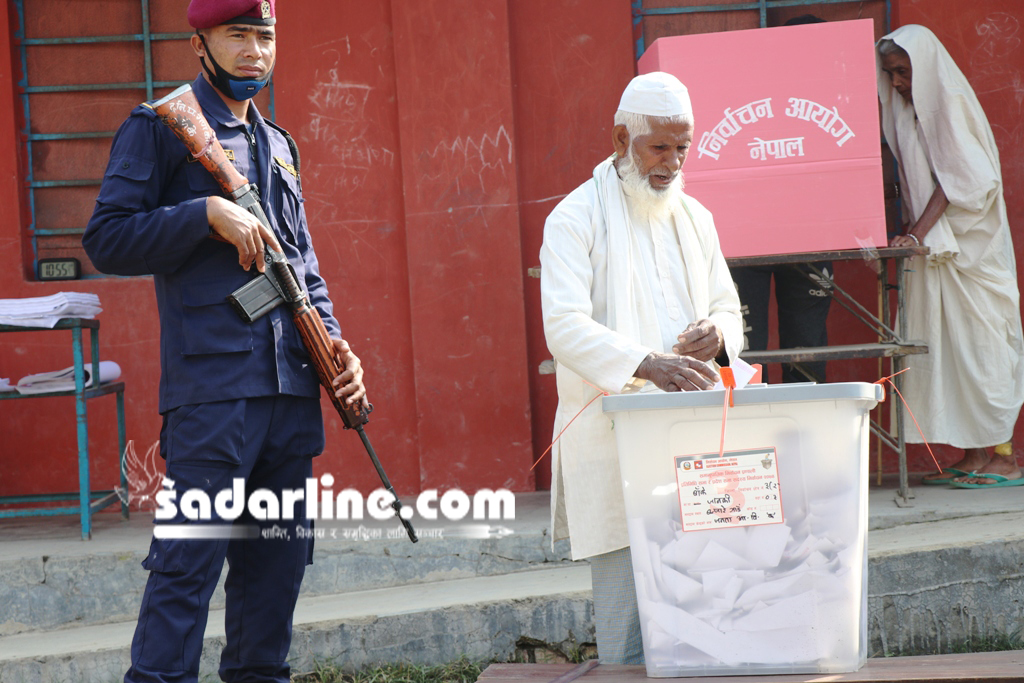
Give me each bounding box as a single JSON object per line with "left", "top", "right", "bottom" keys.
{"left": 145, "top": 84, "right": 417, "bottom": 542}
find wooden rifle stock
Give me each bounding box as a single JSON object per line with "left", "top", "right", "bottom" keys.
{"left": 146, "top": 85, "right": 417, "bottom": 542}
{"left": 143, "top": 85, "right": 248, "bottom": 196}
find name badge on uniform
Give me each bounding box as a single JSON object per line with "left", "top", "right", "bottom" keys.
{"left": 274, "top": 156, "right": 298, "bottom": 179}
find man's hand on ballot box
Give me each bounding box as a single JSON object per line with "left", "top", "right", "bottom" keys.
{"left": 206, "top": 195, "right": 283, "bottom": 273}
{"left": 330, "top": 338, "right": 368, "bottom": 409}
{"left": 673, "top": 318, "right": 724, "bottom": 362}
{"left": 636, "top": 351, "right": 719, "bottom": 393}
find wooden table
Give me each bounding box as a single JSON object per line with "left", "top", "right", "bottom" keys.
{"left": 726, "top": 245, "right": 929, "bottom": 506}
{"left": 478, "top": 650, "right": 1024, "bottom": 682}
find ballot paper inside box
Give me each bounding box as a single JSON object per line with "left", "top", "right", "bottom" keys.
{"left": 638, "top": 19, "right": 886, "bottom": 258}
{"left": 603, "top": 383, "right": 881, "bottom": 677}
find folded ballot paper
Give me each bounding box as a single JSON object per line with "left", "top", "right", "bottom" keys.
{"left": 16, "top": 360, "right": 121, "bottom": 395}
{"left": 0, "top": 292, "right": 102, "bottom": 328}
{"left": 712, "top": 357, "right": 758, "bottom": 391}
{"left": 632, "top": 497, "right": 859, "bottom": 673}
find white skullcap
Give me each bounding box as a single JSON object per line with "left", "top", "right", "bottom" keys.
{"left": 617, "top": 72, "right": 692, "bottom": 117}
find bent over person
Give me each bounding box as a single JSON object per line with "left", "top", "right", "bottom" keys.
{"left": 83, "top": 1, "right": 367, "bottom": 681}
{"left": 877, "top": 25, "right": 1024, "bottom": 489}
{"left": 540, "top": 72, "right": 743, "bottom": 663}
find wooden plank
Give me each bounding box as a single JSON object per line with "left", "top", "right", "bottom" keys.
{"left": 528, "top": 246, "right": 928, "bottom": 278}
{"left": 740, "top": 342, "right": 927, "bottom": 364}
{"left": 725, "top": 246, "right": 928, "bottom": 268}
{"left": 478, "top": 650, "right": 1024, "bottom": 682}
{"left": 478, "top": 663, "right": 638, "bottom": 681}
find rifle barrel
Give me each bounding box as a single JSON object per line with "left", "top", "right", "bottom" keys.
{"left": 356, "top": 425, "right": 418, "bottom": 543}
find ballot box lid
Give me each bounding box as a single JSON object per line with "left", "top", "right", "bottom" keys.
{"left": 602, "top": 381, "right": 882, "bottom": 414}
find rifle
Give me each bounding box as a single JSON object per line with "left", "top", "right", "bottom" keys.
{"left": 144, "top": 84, "right": 417, "bottom": 543}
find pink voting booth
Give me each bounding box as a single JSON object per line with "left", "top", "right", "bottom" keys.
{"left": 639, "top": 19, "right": 886, "bottom": 258}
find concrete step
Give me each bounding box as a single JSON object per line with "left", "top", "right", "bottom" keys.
{"left": 4, "top": 512, "right": 1024, "bottom": 683}
{"left": 0, "top": 492, "right": 573, "bottom": 635}
{"left": 866, "top": 511, "right": 1024, "bottom": 657}
{"left": 0, "top": 564, "right": 594, "bottom": 683}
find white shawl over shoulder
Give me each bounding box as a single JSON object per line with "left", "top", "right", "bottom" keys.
{"left": 540, "top": 158, "right": 741, "bottom": 559}
{"left": 878, "top": 24, "right": 1023, "bottom": 448}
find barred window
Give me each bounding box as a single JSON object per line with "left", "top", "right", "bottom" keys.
{"left": 13, "top": 0, "right": 273, "bottom": 280}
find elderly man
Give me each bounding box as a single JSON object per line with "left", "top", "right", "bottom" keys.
{"left": 84, "top": 1, "right": 365, "bottom": 681}
{"left": 540, "top": 72, "right": 742, "bottom": 663}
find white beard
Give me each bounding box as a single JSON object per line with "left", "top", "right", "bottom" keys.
{"left": 616, "top": 151, "right": 685, "bottom": 223}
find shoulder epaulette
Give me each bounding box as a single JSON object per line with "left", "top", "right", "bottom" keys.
{"left": 133, "top": 102, "right": 159, "bottom": 119}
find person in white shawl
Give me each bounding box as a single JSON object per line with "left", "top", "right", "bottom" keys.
{"left": 878, "top": 25, "right": 1024, "bottom": 489}
{"left": 540, "top": 72, "right": 743, "bottom": 663}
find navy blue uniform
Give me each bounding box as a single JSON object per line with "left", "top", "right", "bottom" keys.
{"left": 85, "top": 75, "right": 339, "bottom": 412}
{"left": 84, "top": 75, "right": 336, "bottom": 683}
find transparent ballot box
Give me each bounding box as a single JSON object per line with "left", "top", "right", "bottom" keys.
{"left": 603, "top": 382, "right": 882, "bottom": 677}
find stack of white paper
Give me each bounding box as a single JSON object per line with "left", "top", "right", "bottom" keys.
{"left": 0, "top": 378, "right": 15, "bottom": 392}
{"left": 16, "top": 361, "right": 121, "bottom": 395}
{"left": 0, "top": 292, "right": 102, "bottom": 328}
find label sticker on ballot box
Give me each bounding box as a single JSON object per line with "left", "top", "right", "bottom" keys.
{"left": 675, "top": 448, "right": 784, "bottom": 532}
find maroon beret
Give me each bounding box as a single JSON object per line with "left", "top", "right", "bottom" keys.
{"left": 188, "top": 0, "right": 275, "bottom": 29}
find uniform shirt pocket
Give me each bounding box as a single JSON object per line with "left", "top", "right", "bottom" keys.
{"left": 180, "top": 279, "right": 255, "bottom": 355}
{"left": 97, "top": 155, "right": 156, "bottom": 208}
{"left": 271, "top": 163, "right": 303, "bottom": 246}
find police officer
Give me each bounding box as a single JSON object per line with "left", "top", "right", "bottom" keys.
{"left": 83, "top": 2, "right": 365, "bottom": 681}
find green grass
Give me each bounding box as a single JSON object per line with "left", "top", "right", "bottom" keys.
{"left": 292, "top": 657, "right": 484, "bottom": 683}
{"left": 945, "top": 630, "right": 1024, "bottom": 654}
{"left": 880, "top": 629, "right": 1024, "bottom": 657}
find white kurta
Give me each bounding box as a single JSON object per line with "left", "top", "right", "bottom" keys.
{"left": 878, "top": 25, "right": 1024, "bottom": 448}
{"left": 540, "top": 158, "right": 742, "bottom": 560}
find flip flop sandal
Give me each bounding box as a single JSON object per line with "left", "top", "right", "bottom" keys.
{"left": 921, "top": 467, "right": 971, "bottom": 485}
{"left": 949, "top": 473, "right": 1024, "bottom": 489}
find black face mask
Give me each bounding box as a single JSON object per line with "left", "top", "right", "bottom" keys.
{"left": 198, "top": 32, "right": 273, "bottom": 101}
